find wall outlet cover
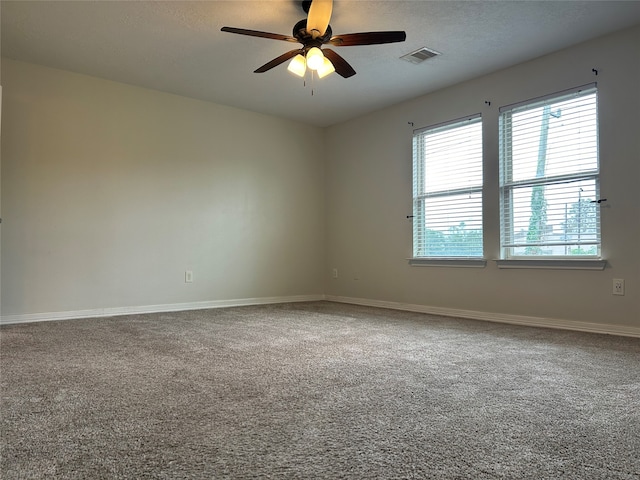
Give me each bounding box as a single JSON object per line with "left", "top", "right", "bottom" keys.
{"left": 613, "top": 278, "right": 624, "bottom": 296}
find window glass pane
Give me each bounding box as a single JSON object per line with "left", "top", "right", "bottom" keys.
{"left": 419, "top": 193, "right": 483, "bottom": 257}
{"left": 420, "top": 122, "right": 483, "bottom": 193}
{"left": 510, "top": 93, "right": 598, "bottom": 182}
{"left": 506, "top": 179, "right": 599, "bottom": 256}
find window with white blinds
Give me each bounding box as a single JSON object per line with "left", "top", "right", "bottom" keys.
{"left": 412, "top": 115, "right": 483, "bottom": 258}
{"left": 499, "top": 84, "right": 600, "bottom": 258}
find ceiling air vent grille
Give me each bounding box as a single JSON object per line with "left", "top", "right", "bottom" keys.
{"left": 400, "top": 47, "right": 441, "bottom": 64}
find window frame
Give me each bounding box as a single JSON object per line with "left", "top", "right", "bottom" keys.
{"left": 498, "top": 84, "right": 604, "bottom": 265}
{"left": 411, "top": 114, "right": 484, "bottom": 264}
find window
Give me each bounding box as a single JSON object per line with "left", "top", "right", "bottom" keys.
{"left": 499, "top": 84, "right": 600, "bottom": 259}
{"left": 412, "top": 115, "right": 483, "bottom": 259}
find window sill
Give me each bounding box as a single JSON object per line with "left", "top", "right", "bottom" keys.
{"left": 408, "top": 258, "right": 487, "bottom": 268}
{"left": 494, "top": 259, "right": 607, "bottom": 270}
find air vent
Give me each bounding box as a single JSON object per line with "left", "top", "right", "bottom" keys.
{"left": 400, "top": 47, "right": 441, "bottom": 64}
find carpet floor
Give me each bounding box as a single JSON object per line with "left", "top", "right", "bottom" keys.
{"left": 1, "top": 301, "right": 639, "bottom": 479}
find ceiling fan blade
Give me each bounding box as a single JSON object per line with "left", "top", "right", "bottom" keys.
{"left": 307, "top": 0, "right": 333, "bottom": 37}
{"left": 254, "top": 49, "right": 302, "bottom": 73}
{"left": 323, "top": 49, "right": 356, "bottom": 78}
{"left": 221, "top": 26, "right": 297, "bottom": 43}
{"left": 329, "top": 31, "right": 407, "bottom": 47}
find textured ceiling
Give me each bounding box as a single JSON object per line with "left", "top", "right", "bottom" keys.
{"left": 2, "top": 1, "right": 640, "bottom": 127}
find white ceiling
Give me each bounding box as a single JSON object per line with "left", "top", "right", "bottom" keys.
{"left": 2, "top": 1, "right": 640, "bottom": 127}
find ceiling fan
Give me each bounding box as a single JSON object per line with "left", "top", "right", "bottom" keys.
{"left": 221, "top": 0, "right": 406, "bottom": 79}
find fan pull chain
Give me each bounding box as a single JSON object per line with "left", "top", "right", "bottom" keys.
{"left": 300, "top": 70, "right": 317, "bottom": 96}
{"left": 311, "top": 70, "right": 315, "bottom": 96}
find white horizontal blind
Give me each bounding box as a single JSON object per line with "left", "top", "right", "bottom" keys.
{"left": 412, "top": 115, "right": 483, "bottom": 258}
{"left": 499, "top": 85, "right": 600, "bottom": 258}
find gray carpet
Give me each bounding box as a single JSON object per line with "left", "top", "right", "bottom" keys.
{"left": 1, "top": 301, "right": 639, "bottom": 479}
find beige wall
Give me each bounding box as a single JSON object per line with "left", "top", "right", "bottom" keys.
{"left": 325, "top": 26, "right": 640, "bottom": 327}
{"left": 1, "top": 59, "right": 325, "bottom": 317}
{"left": 2, "top": 26, "right": 639, "bottom": 329}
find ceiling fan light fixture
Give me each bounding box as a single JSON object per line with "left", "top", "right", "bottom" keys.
{"left": 306, "top": 47, "right": 325, "bottom": 71}
{"left": 317, "top": 57, "right": 335, "bottom": 78}
{"left": 287, "top": 54, "right": 307, "bottom": 77}
{"left": 221, "top": 0, "right": 406, "bottom": 79}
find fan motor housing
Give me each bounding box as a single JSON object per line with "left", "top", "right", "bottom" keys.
{"left": 293, "top": 19, "right": 333, "bottom": 47}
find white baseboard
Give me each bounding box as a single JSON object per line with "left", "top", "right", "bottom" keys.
{"left": 0, "top": 294, "right": 326, "bottom": 325}
{"left": 325, "top": 295, "right": 640, "bottom": 338}
{"left": 3, "top": 294, "right": 638, "bottom": 338}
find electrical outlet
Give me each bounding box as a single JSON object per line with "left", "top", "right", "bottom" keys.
{"left": 185, "top": 270, "right": 194, "bottom": 283}
{"left": 332, "top": 268, "right": 338, "bottom": 279}
{"left": 613, "top": 278, "right": 624, "bottom": 296}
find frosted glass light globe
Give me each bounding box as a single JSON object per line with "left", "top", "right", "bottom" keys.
{"left": 306, "top": 47, "right": 325, "bottom": 71}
